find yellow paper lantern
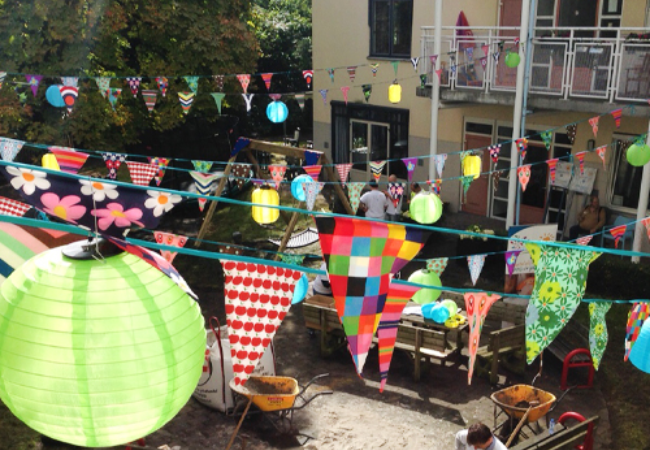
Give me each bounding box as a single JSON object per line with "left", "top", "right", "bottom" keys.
{"left": 42, "top": 154, "right": 60, "bottom": 171}
{"left": 388, "top": 82, "right": 402, "bottom": 104}
{"left": 463, "top": 155, "right": 481, "bottom": 179}
{"left": 252, "top": 186, "right": 280, "bottom": 224}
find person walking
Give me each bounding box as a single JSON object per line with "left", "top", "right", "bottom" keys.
{"left": 455, "top": 423, "right": 508, "bottom": 450}
{"left": 360, "top": 179, "right": 389, "bottom": 219}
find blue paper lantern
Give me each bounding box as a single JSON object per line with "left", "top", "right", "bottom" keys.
{"left": 291, "top": 174, "right": 315, "bottom": 202}
{"left": 629, "top": 318, "right": 650, "bottom": 373}
{"left": 292, "top": 273, "right": 309, "bottom": 304}
{"left": 46, "top": 85, "right": 65, "bottom": 108}
{"left": 267, "top": 101, "right": 289, "bottom": 123}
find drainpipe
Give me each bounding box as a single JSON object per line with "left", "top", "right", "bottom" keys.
{"left": 428, "top": 0, "right": 442, "bottom": 183}
{"left": 632, "top": 121, "right": 650, "bottom": 263}
{"left": 506, "top": 0, "right": 532, "bottom": 229}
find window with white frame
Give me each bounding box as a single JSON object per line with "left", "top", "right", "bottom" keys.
{"left": 609, "top": 134, "right": 649, "bottom": 210}
{"left": 369, "top": 0, "right": 413, "bottom": 58}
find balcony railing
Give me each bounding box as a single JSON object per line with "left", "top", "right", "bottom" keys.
{"left": 420, "top": 26, "right": 650, "bottom": 103}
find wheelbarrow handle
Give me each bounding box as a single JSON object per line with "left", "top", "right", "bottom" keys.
{"left": 547, "top": 385, "right": 574, "bottom": 415}
{"left": 293, "top": 390, "right": 333, "bottom": 411}
{"left": 299, "top": 373, "right": 330, "bottom": 394}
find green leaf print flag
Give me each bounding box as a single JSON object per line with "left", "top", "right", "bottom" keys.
{"left": 524, "top": 243, "right": 601, "bottom": 364}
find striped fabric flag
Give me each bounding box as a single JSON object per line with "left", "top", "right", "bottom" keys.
{"left": 347, "top": 66, "right": 356, "bottom": 83}
{"left": 576, "top": 235, "right": 593, "bottom": 246}
{"left": 596, "top": 145, "right": 607, "bottom": 168}
{"left": 377, "top": 283, "right": 421, "bottom": 391}
{"left": 60, "top": 86, "right": 78, "bottom": 113}
{"left": 0, "top": 196, "right": 31, "bottom": 217}
{"left": 126, "top": 161, "right": 158, "bottom": 186}
{"left": 547, "top": 158, "right": 559, "bottom": 183}
{"left": 148, "top": 157, "right": 170, "bottom": 186}
{"left": 609, "top": 224, "right": 627, "bottom": 248}
{"left": 575, "top": 151, "right": 586, "bottom": 174}
{"left": 141, "top": 90, "right": 157, "bottom": 113}
{"left": 611, "top": 108, "right": 622, "bottom": 128}
{"left": 49, "top": 147, "right": 89, "bottom": 174}
{"left": 336, "top": 163, "right": 353, "bottom": 186}
{"left": 237, "top": 74, "right": 251, "bottom": 93}
{"left": 178, "top": 92, "right": 195, "bottom": 115}
{"left": 370, "top": 161, "right": 386, "bottom": 181}
{"left": 625, "top": 302, "right": 650, "bottom": 361}
{"left": 302, "top": 70, "right": 313, "bottom": 89}
{"left": 303, "top": 165, "right": 322, "bottom": 180}
{"left": 126, "top": 77, "right": 142, "bottom": 97}
{"left": 190, "top": 171, "right": 221, "bottom": 211}
{"left": 156, "top": 76, "right": 168, "bottom": 97}
{"left": 261, "top": 73, "right": 273, "bottom": 91}
{"left": 295, "top": 94, "right": 305, "bottom": 110}
{"left": 102, "top": 152, "right": 127, "bottom": 179}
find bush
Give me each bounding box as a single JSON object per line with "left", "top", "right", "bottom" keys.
{"left": 586, "top": 254, "right": 650, "bottom": 299}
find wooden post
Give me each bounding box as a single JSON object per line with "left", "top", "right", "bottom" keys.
{"left": 320, "top": 154, "right": 354, "bottom": 215}
{"left": 194, "top": 155, "right": 237, "bottom": 247}
{"left": 274, "top": 209, "right": 302, "bottom": 261}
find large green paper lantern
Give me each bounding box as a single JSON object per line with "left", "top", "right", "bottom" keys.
{"left": 626, "top": 142, "right": 650, "bottom": 167}
{"left": 505, "top": 51, "right": 521, "bottom": 68}
{"left": 0, "top": 242, "right": 206, "bottom": 447}
{"left": 408, "top": 269, "right": 442, "bottom": 304}
{"left": 409, "top": 192, "right": 443, "bottom": 224}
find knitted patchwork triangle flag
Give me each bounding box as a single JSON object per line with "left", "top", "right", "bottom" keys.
{"left": 141, "top": 90, "right": 157, "bottom": 113}
{"left": 0, "top": 138, "right": 24, "bottom": 162}
{"left": 156, "top": 76, "right": 168, "bottom": 97}
{"left": 402, "top": 157, "right": 417, "bottom": 182}
{"left": 178, "top": 92, "right": 195, "bottom": 115}
{"left": 377, "top": 283, "right": 421, "bottom": 391}
{"left": 370, "top": 160, "right": 386, "bottom": 181}
{"left": 624, "top": 302, "right": 650, "bottom": 361}
{"left": 388, "top": 182, "right": 404, "bottom": 208}
{"left": 611, "top": 108, "right": 622, "bottom": 128}
{"left": 314, "top": 216, "right": 431, "bottom": 375}
{"left": 153, "top": 231, "right": 188, "bottom": 263}
{"left": 609, "top": 224, "right": 627, "bottom": 248}
{"left": 489, "top": 145, "right": 501, "bottom": 164}
{"left": 589, "top": 116, "right": 599, "bottom": 137}
{"left": 261, "top": 73, "right": 273, "bottom": 91}
{"left": 190, "top": 171, "right": 221, "bottom": 211}
{"left": 596, "top": 145, "right": 607, "bottom": 168}
{"left": 303, "top": 165, "right": 322, "bottom": 180}
{"left": 467, "top": 254, "right": 486, "bottom": 286}
{"left": 192, "top": 160, "right": 213, "bottom": 173}
{"left": 517, "top": 165, "right": 531, "bottom": 191}
{"left": 221, "top": 260, "right": 302, "bottom": 386}
{"left": 184, "top": 75, "right": 199, "bottom": 93}
{"left": 268, "top": 165, "right": 287, "bottom": 190}
{"left": 547, "top": 158, "right": 559, "bottom": 183}
{"left": 49, "top": 146, "right": 89, "bottom": 174}
{"left": 347, "top": 182, "right": 364, "bottom": 214}
{"left": 126, "top": 161, "right": 158, "bottom": 186}
{"left": 126, "top": 77, "right": 142, "bottom": 97}
{"left": 336, "top": 163, "right": 353, "bottom": 186}
{"left": 237, "top": 74, "right": 251, "bottom": 93}
{"left": 434, "top": 154, "right": 447, "bottom": 178}
{"left": 465, "top": 292, "right": 501, "bottom": 384}
{"left": 148, "top": 157, "right": 170, "bottom": 186}
{"left": 0, "top": 196, "right": 31, "bottom": 217}
{"left": 575, "top": 151, "right": 586, "bottom": 175}
{"left": 302, "top": 181, "right": 324, "bottom": 211}
{"left": 102, "top": 152, "right": 127, "bottom": 179}
{"left": 426, "top": 257, "right": 448, "bottom": 276}
{"left": 303, "top": 70, "right": 313, "bottom": 89}
{"left": 347, "top": 66, "right": 356, "bottom": 82}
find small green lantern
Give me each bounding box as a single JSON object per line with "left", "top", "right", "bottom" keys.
{"left": 408, "top": 269, "right": 442, "bottom": 304}
{"left": 505, "top": 51, "right": 521, "bottom": 68}
{"left": 409, "top": 192, "right": 443, "bottom": 224}
{"left": 0, "top": 240, "right": 206, "bottom": 447}
{"left": 626, "top": 142, "right": 650, "bottom": 167}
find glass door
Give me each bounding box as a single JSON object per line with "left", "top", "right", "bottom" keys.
{"left": 350, "top": 120, "right": 390, "bottom": 178}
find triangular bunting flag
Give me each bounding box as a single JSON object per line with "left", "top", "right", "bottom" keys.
{"left": 402, "top": 157, "right": 417, "bottom": 182}
{"left": 410, "top": 57, "right": 420, "bottom": 71}
{"left": 261, "top": 73, "right": 273, "bottom": 91}
{"left": 429, "top": 55, "right": 438, "bottom": 67}
{"left": 347, "top": 66, "right": 356, "bottom": 83}
{"left": 481, "top": 45, "right": 489, "bottom": 57}
{"left": 303, "top": 165, "right": 322, "bottom": 180}
{"left": 347, "top": 182, "right": 364, "bottom": 214}
{"left": 596, "top": 145, "right": 607, "bottom": 168}
{"left": 489, "top": 145, "right": 501, "bottom": 164}
{"left": 0, "top": 138, "right": 25, "bottom": 162}
{"left": 141, "top": 90, "right": 157, "bottom": 113}
{"left": 516, "top": 138, "right": 528, "bottom": 160}
{"left": 370, "top": 64, "right": 379, "bottom": 77}
{"left": 336, "top": 163, "right": 353, "bottom": 186}
{"left": 295, "top": 93, "right": 305, "bottom": 110}
{"left": 156, "top": 76, "right": 168, "bottom": 97}
{"left": 184, "top": 76, "right": 199, "bottom": 93}
{"left": 517, "top": 165, "right": 531, "bottom": 191}
{"left": 231, "top": 164, "right": 251, "bottom": 191}
{"left": 108, "top": 88, "right": 121, "bottom": 109}
{"left": 426, "top": 258, "right": 448, "bottom": 276}
{"left": 466, "top": 47, "right": 474, "bottom": 61}
{"left": 480, "top": 57, "right": 487, "bottom": 69}
{"left": 625, "top": 302, "right": 650, "bottom": 361}
{"left": 505, "top": 250, "right": 523, "bottom": 275}
{"left": 25, "top": 75, "right": 42, "bottom": 97}
{"left": 610, "top": 224, "right": 626, "bottom": 248}
{"left": 611, "top": 108, "right": 622, "bottom": 128}
{"left": 232, "top": 137, "right": 251, "bottom": 157}
{"left": 153, "top": 231, "right": 188, "bottom": 263}
{"left": 434, "top": 154, "right": 447, "bottom": 178}
{"left": 319, "top": 89, "right": 328, "bottom": 106}
{"left": 242, "top": 93, "right": 254, "bottom": 112}
{"left": 268, "top": 165, "right": 287, "bottom": 190}
{"left": 467, "top": 255, "right": 486, "bottom": 286}
{"left": 642, "top": 217, "right": 650, "bottom": 243}
{"left": 0, "top": 72, "right": 7, "bottom": 89}
{"left": 0, "top": 196, "right": 31, "bottom": 217}
{"left": 465, "top": 292, "right": 501, "bottom": 384}
{"left": 433, "top": 179, "right": 442, "bottom": 195}
{"left": 302, "top": 181, "right": 325, "bottom": 211}
{"left": 388, "top": 182, "right": 404, "bottom": 208}
{"left": 305, "top": 151, "right": 320, "bottom": 166}
{"left": 269, "top": 94, "right": 281, "bottom": 102}
{"left": 126, "top": 77, "right": 142, "bottom": 97}
{"left": 148, "top": 157, "right": 171, "bottom": 186}
{"left": 327, "top": 68, "right": 335, "bottom": 82}
{"left": 566, "top": 124, "right": 577, "bottom": 144}
{"left": 391, "top": 61, "right": 399, "bottom": 76}
{"left": 303, "top": 70, "right": 313, "bottom": 89}
{"left": 190, "top": 171, "right": 221, "bottom": 211}
{"left": 362, "top": 84, "right": 372, "bottom": 103}
{"left": 126, "top": 161, "right": 158, "bottom": 186}
{"left": 341, "top": 86, "right": 350, "bottom": 105}
{"left": 237, "top": 74, "right": 251, "bottom": 93}
{"left": 419, "top": 74, "right": 427, "bottom": 88}
{"left": 576, "top": 235, "right": 593, "bottom": 246}
{"left": 211, "top": 92, "right": 226, "bottom": 114}
{"left": 49, "top": 147, "right": 89, "bottom": 174}
{"left": 435, "top": 69, "right": 442, "bottom": 81}
{"left": 575, "top": 151, "right": 586, "bottom": 175}
{"left": 213, "top": 75, "right": 224, "bottom": 91}
{"left": 192, "top": 160, "right": 213, "bottom": 173}
{"left": 369, "top": 160, "right": 386, "bottom": 181}
{"left": 59, "top": 86, "right": 78, "bottom": 113}
{"left": 178, "top": 92, "right": 195, "bottom": 115}
{"left": 547, "top": 158, "right": 559, "bottom": 183}
{"left": 461, "top": 176, "right": 472, "bottom": 201}
{"left": 102, "top": 152, "right": 126, "bottom": 179}
{"left": 61, "top": 77, "right": 78, "bottom": 87}
{"left": 541, "top": 131, "right": 552, "bottom": 150}
{"left": 589, "top": 116, "right": 599, "bottom": 137}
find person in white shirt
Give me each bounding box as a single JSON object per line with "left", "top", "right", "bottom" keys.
{"left": 360, "top": 179, "right": 389, "bottom": 219}
{"left": 311, "top": 262, "right": 332, "bottom": 296}
{"left": 455, "top": 423, "right": 508, "bottom": 450}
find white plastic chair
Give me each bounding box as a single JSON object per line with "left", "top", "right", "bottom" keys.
{"left": 602, "top": 215, "right": 635, "bottom": 254}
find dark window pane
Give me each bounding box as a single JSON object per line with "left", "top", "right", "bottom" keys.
{"left": 392, "top": 0, "right": 413, "bottom": 56}
{"left": 521, "top": 145, "right": 548, "bottom": 208}
{"left": 370, "top": 0, "right": 412, "bottom": 57}
{"left": 554, "top": 132, "right": 572, "bottom": 145}
{"left": 498, "top": 126, "right": 513, "bottom": 136}
{"left": 465, "top": 122, "right": 493, "bottom": 135}
{"left": 537, "top": 0, "right": 554, "bottom": 16}
{"left": 371, "top": 0, "right": 390, "bottom": 55}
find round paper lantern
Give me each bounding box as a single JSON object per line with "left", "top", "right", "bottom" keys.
{"left": 409, "top": 192, "right": 443, "bottom": 224}
{"left": 463, "top": 155, "right": 482, "bottom": 179}
{"left": 388, "top": 82, "right": 402, "bottom": 104}
{"left": 292, "top": 273, "right": 309, "bottom": 304}
{"left": 626, "top": 143, "right": 650, "bottom": 167}
{"left": 430, "top": 303, "right": 451, "bottom": 324}
{"left": 266, "top": 101, "right": 288, "bottom": 123}
{"left": 291, "top": 174, "right": 314, "bottom": 202}
{"left": 45, "top": 85, "right": 65, "bottom": 108}
{"left": 42, "top": 154, "right": 60, "bottom": 171}
{"left": 629, "top": 318, "right": 650, "bottom": 373}
{"left": 0, "top": 242, "right": 206, "bottom": 447}
{"left": 252, "top": 186, "right": 280, "bottom": 224}
{"left": 408, "top": 269, "right": 442, "bottom": 304}
{"left": 505, "top": 51, "right": 521, "bottom": 68}
{"left": 441, "top": 299, "right": 458, "bottom": 317}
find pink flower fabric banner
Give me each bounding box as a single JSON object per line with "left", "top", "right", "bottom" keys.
{"left": 153, "top": 231, "right": 188, "bottom": 263}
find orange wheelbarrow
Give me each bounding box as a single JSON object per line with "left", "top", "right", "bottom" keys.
{"left": 225, "top": 374, "right": 332, "bottom": 449}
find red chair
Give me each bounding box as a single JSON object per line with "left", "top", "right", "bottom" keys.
{"left": 558, "top": 412, "right": 594, "bottom": 450}
{"left": 561, "top": 348, "right": 594, "bottom": 391}
{"left": 125, "top": 438, "right": 146, "bottom": 450}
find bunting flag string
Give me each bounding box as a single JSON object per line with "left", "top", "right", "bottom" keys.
{"left": 387, "top": 182, "right": 404, "bottom": 208}
{"left": 0, "top": 196, "right": 31, "bottom": 217}
{"left": 362, "top": 84, "right": 372, "bottom": 103}
{"left": 467, "top": 254, "right": 486, "bottom": 286}
{"left": 303, "top": 165, "right": 322, "bottom": 180}
{"left": 541, "top": 131, "right": 552, "bottom": 150}
{"left": 516, "top": 138, "right": 528, "bottom": 160}
{"left": 153, "top": 231, "right": 188, "bottom": 263}
{"left": 295, "top": 93, "right": 305, "bottom": 110}
{"left": 576, "top": 235, "right": 593, "bottom": 246}
{"left": 492, "top": 171, "right": 500, "bottom": 193}
{"left": 410, "top": 57, "right": 420, "bottom": 71}
{"left": 25, "top": 75, "right": 42, "bottom": 97}
{"left": 341, "top": 86, "right": 350, "bottom": 105}
{"left": 108, "top": 88, "right": 121, "bottom": 109}
{"left": 184, "top": 76, "right": 199, "bottom": 93}
{"left": 319, "top": 89, "right": 328, "bottom": 106}
{"left": 588, "top": 302, "right": 611, "bottom": 370}
{"left": 517, "top": 165, "right": 531, "bottom": 191}
{"left": 192, "top": 160, "right": 213, "bottom": 173}
{"left": 211, "top": 92, "right": 226, "bottom": 114}
{"left": 465, "top": 292, "right": 501, "bottom": 384}
{"left": 60, "top": 86, "right": 78, "bottom": 113}
{"left": 327, "top": 68, "right": 335, "bottom": 82}
{"left": 589, "top": 116, "right": 599, "bottom": 137}
{"left": 575, "top": 151, "right": 586, "bottom": 175}
{"left": 461, "top": 176, "right": 472, "bottom": 201}
{"left": 609, "top": 224, "right": 627, "bottom": 248}
{"left": 190, "top": 171, "right": 221, "bottom": 211}
{"left": 370, "top": 64, "right": 379, "bottom": 77}
{"left": 148, "top": 157, "right": 170, "bottom": 187}
{"left": 178, "top": 92, "right": 195, "bottom": 114}
{"left": 49, "top": 147, "right": 89, "bottom": 174}
{"left": 213, "top": 75, "right": 224, "bottom": 91}
{"left": 126, "top": 161, "right": 158, "bottom": 186}
{"left": 566, "top": 124, "right": 577, "bottom": 144}
{"left": 102, "top": 152, "right": 127, "bottom": 180}
{"left": 95, "top": 77, "right": 111, "bottom": 98}
{"left": 391, "top": 61, "right": 399, "bottom": 76}
{"left": 370, "top": 161, "right": 386, "bottom": 181}
{"left": 336, "top": 163, "right": 353, "bottom": 186}
{"left": 642, "top": 217, "right": 650, "bottom": 243}
{"left": 126, "top": 77, "right": 142, "bottom": 97}
{"left": 402, "top": 157, "right": 417, "bottom": 182}
{"left": 505, "top": 250, "right": 522, "bottom": 276}
{"left": 302, "top": 181, "right": 324, "bottom": 211}
{"left": 261, "top": 73, "right": 273, "bottom": 91}
{"left": 61, "top": 77, "right": 78, "bottom": 87}
{"left": 242, "top": 93, "right": 255, "bottom": 112}
{"left": 0, "top": 72, "right": 6, "bottom": 89}
{"left": 547, "top": 158, "right": 559, "bottom": 183}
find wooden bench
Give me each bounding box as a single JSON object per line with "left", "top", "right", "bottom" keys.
{"left": 302, "top": 295, "right": 462, "bottom": 381}
{"left": 546, "top": 321, "right": 594, "bottom": 390}
{"left": 475, "top": 324, "right": 526, "bottom": 384}
{"left": 510, "top": 415, "right": 598, "bottom": 450}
